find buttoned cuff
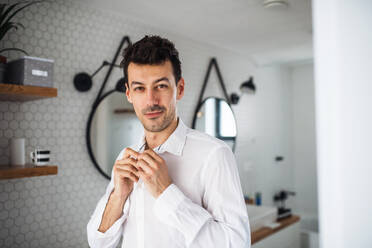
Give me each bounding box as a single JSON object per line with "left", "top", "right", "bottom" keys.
{"left": 154, "top": 183, "right": 185, "bottom": 216}
{"left": 153, "top": 184, "right": 212, "bottom": 246}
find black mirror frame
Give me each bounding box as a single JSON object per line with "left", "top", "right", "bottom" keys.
{"left": 86, "top": 89, "right": 118, "bottom": 180}
{"left": 191, "top": 58, "right": 238, "bottom": 152}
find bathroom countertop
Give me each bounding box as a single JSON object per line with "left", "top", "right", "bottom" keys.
{"left": 251, "top": 215, "right": 300, "bottom": 245}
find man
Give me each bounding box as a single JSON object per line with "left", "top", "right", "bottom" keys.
{"left": 87, "top": 35, "right": 250, "bottom": 248}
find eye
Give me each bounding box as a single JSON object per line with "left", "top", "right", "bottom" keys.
{"left": 157, "top": 84, "right": 168, "bottom": 89}
{"left": 134, "top": 87, "right": 144, "bottom": 91}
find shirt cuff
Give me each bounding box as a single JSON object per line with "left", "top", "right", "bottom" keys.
{"left": 153, "top": 183, "right": 185, "bottom": 218}
{"left": 153, "top": 183, "right": 212, "bottom": 246}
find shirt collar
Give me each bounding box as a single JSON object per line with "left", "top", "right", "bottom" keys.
{"left": 136, "top": 117, "right": 188, "bottom": 156}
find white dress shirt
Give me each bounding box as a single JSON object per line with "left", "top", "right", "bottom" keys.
{"left": 87, "top": 118, "right": 251, "bottom": 248}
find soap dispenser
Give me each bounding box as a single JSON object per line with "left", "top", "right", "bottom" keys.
{"left": 273, "top": 190, "right": 296, "bottom": 220}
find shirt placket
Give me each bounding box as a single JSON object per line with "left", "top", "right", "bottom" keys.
{"left": 135, "top": 142, "right": 146, "bottom": 248}
{"left": 134, "top": 143, "right": 162, "bottom": 248}
{"left": 135, "top": 181, "right": 145, "bottom": 248}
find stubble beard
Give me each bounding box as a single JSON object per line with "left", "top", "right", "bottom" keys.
{"left": 142, "top": 105, "right": 176, "bottom": 132}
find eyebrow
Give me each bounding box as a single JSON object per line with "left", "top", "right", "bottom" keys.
{"left": 130, "top": 77, "right": 170, "bottom": 87}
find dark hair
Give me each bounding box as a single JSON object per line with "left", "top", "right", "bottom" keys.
{"left": 120, "top": 35, "right": 182, "bottom": 87}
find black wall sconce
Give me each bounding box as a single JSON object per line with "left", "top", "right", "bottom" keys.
{"left": 73, "top": 36, "right": 131, "bottom": 109}
{"left": 230, "top": 76, "right": 256, "bottom": 104}
{"left": 73, "top": 61, "right": 125, "bottom": 93}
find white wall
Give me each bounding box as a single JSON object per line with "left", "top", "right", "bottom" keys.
{"left": 243, "top": 62, "right": 319, "bottom": 218}
{"left": 291, "top": 63, "right": 318, "bottom": 219}
{"left": 236, "top": 65, "right": 294, "bottom": 206}
{"left": 241, "top": 61, "right": 319, "bottom": 223}
{"left": 313, "top": 0, "right": 372, "bottom": 247}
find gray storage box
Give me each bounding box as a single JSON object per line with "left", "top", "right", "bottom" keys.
{"left": 5, "top": 56, "right": 54, "bottom": 87}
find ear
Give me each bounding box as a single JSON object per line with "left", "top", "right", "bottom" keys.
{"left": 176, "top": 78, "right": 185, "bottom": 100}
{"left": 125, "top": 83, "right": 132, "bottom": 103}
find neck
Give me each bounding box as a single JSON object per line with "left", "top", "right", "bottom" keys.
{"left": 144, "top": 116, "right": 179, "bottom": 149}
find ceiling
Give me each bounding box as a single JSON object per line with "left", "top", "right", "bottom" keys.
{"left": 84, "top": 0, "right": 313, "bottom": 66}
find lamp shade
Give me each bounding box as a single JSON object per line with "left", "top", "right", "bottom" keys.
{"left": 115, "top": 77, "right": 126, "bottom": 92}
{"left": 74, "top": 72, "right": 92, "bottom": 92}
{"left": 240, "top": 76, "right": 255, "bottom": 94}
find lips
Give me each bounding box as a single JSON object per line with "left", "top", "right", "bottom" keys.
{"left": 145, "top": 111, "right": 163, "bottom": 118}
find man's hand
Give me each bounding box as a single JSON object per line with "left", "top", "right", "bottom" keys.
{"left": 112, "top": 147, "right": 140, "bottom": 198}
{"left": 135, "top": 149, "right": 172, "bottom": 198}
{"left": 98, "top": 148, "right": 139, "bottom": 233}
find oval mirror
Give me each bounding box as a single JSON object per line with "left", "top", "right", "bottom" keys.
{"left": 192, "top": 97, "right": 237, "bottom": 151}
{"left": 87, "top": 90, "right": 142, "bottom": 179}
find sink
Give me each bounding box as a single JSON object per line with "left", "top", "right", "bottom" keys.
{"left": 246, "top": 204, "right": 278, "bottom": 232}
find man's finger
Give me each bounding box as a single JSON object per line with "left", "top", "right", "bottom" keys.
{"left": 137, "top": 170, "right": 146, "bottom": 181}
{"left": 116, "top": 157, "right": 137, "bottom": 167}
{"left": 122, "top": 147, "right": 139, "bottom": 160}
{"left": 143, "top": 149, "right": 163, "bottom": 163}
{"left": 115, "top": 163, "right": 139, "bottom": 175}
{"left": 136, "top": 159, "right": 153, "bottom": 175}
{"left": 116, "top": 167, "right": 139, "bottom": 182}
{"left": 138, "top": 153, "right": 158, "bottom": 170}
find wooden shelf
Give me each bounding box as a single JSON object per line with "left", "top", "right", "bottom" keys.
{"left": 0, "top": 83, "right": 57, "bottom": 101}
{"left": 0, "top": 163, "right": 58, "bottom": 180}
{"left": 251, "top": 215, "right": 300, "bottom": 244}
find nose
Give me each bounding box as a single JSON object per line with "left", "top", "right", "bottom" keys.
{"left": 146, "top": 88, "right": 159, "bottom": 105}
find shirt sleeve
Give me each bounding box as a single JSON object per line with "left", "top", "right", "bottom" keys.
{"left": 87, "top": 149, "right": 131, "bottom": 248}
{"left": 153, "top": 145, "right": 251, "bottom": 248}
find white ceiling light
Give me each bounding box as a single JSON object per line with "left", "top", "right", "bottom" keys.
{"left": 263, "top": 0, "right": 289, "bottom": 9}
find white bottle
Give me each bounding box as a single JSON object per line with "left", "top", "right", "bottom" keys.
{"left": 10, "top": 138, "right": 25, "bottom": 166}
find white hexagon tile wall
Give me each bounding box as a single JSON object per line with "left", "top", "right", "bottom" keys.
{"left": 0, "top": 0, "right": 256, "bottom": 247}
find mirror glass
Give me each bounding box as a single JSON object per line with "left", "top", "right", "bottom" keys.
{"left": 90, "top": 91, "right": 142, "bottom": 177}
{"left": 194, "top": 97, "right": 237, "bottom": 151}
